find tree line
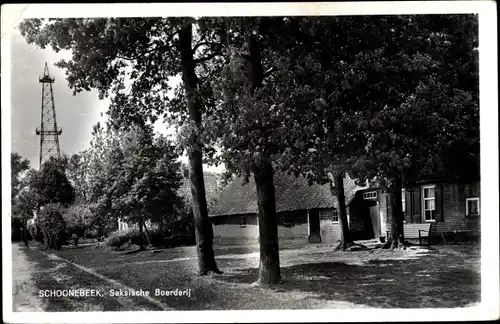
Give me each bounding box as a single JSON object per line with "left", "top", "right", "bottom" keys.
{"left": 10, "top": 124, "right": 188, "bottom": 250}
{"left": 18, "top": 15, "right": 479, "bottom": 284}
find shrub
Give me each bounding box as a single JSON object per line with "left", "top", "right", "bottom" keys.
{"left": 71, "top": 233, "right": 79, "bottom": 246}
{"left": 106, "top": 228, "right": 147, "bottom": 248}
{"left": 147, "top": 226, "right": 167, "bottom": 247}
{"left": 36, "top": 203, "right": 68, "bottom": 250}
{"left": 106, "top": 230, "right": 132, "bottom": 248}
{"left": 105, "top": 214, "right": 196, "bottom": 249}
{"left": 84, "top": 228, "right": 99, "bottom": 240}
{"left": 162, "top": 213, "right": 196, "bottom": 247}
{"left": 63, "top": 204, "right": 93, "bottom": 240}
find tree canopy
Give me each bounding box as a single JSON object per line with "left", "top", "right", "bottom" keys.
{"left": 19, "top": 15, "right": 479, "bottom": 260}
{"left": 11, "top": 152, "right": 30, "bottom": 201}
{"left": 28, "top": 156, "right": 75, "bottom": 208}
{"left": 20, "top": 16, "right": 225, "bottom": 274}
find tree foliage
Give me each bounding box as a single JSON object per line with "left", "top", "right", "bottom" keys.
{"left": 25, "top": 157, "right": 75, "bottom": 208}
{"left": 63, "top": 204, "right": 93, "bottom": 239}
{"left": 205, "top": 15, "right": 478, "bottom": 251}
{"left": 19, "top": 15, "right": 479, "bottom": 256}
{"left": 77, "top": 122, "right": 185, "bottom": 245}
{"left": 11, "top": 152, "right": 30, "bottom": 200}
{"left": 20, "top": 16, "right": 225, "bottom": 273}
{"left": 33, "top": 203, "right": 67, "bottom": 250}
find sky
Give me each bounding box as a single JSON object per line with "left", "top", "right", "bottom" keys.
{"left": 9, "top": 26, "right": 222, "bottom": 173}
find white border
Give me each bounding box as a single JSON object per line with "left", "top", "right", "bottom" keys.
{"left": 2, "top": 1, "right": 499, "bottom": 323}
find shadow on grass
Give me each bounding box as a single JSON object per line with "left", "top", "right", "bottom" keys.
{"left": 218, "top": 256, "right": 480, "bottom": 308}
{"left": 21, "top": 248, "right": 163, "bottom": 311}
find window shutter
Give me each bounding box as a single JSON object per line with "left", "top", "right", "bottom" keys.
{"left": 405, "top": 189, "right": 412, "bottom": 223}
{"left": 412, "top": 188, "right": 421, "bottom": 223}
{"left": 386, "top": 194, "right": 391, "bottom": 223}
{"left": 436, "top": 185, "right": 444, "bottom": 221}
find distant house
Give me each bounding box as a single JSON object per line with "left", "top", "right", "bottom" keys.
{"left": 208, "top": 172, "right": 368, "bottom": 245}
{"left": 117, "top": 169, "right": 222, "bottom": 231}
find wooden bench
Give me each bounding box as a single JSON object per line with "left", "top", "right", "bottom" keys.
{"left": 387, "top": 223, "right": 433, "bottom": 246}
{"left": 404, "top": 223, "right": 432, "bottom": 246}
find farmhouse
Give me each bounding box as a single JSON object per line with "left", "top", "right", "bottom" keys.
{"left": 209, "top": 172, "right": 481, "bottom": 245}
{"left": 208, "top": 172, "right": 371, "bottom": 245}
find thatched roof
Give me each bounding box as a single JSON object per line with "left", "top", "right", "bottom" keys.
{"left": 178, "top": 172, "right": 221, "bottom": 203}
{"left": 209, "top": 172, "right": 346, "bottom": 217}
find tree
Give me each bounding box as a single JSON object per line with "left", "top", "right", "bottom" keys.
{"left": 205, "top": 17, "right": 339, "bottom": 283}
{"left": 11, "top": 152, "right": 30, "bottom": 200}
{"left": 83, "top": 122, "right": 184, "bottom": 250}
{"left": 11, "top": 153, "right": 31, "bottom": 245}
{"left": 20, "top": 17, "right": 225, "bottom": 274}
{"left": 35, "top": 203, "right": 67, "bottom": 250}
{"left": 66, "top": 152, "right": 91, "bottom": 203}
{"left": 28, "top": 156, "right": 75, "bottom": 208}
{"left": 294, "top": 15, "right": 479, "bottom": 247}
{"left": 63, "top": 204, "right": 93, "bottom": 245}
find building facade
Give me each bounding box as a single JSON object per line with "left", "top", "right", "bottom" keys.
{"left": 350, "top": 179, "right": 481, "bottom": 243}
{"left": 209, "top": 172, "right": 367, "bottom": 246}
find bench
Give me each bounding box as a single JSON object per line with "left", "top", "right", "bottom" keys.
{"left": 387, "top": 223, "right": 432, "bottom": 246}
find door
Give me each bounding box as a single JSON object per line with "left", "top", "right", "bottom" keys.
{"left": 369, "top": 204, "right": 380, "bottom": 238}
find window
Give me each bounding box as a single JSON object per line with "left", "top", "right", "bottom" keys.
{"left": 401, "top": 189, "right": 406, "bottom": 214}
{"left": 363, "top": 191, "right": 377, "bottom": 200}
{"left": 422, "top": 186, "right": 436, "bottom": 222}
{"left": 240, "top": 216, "right": 246, "bottom": 228}
{"left": 332, "top": 209, "right": 339, "bottom": 223}
{"left": 466, "top": 198, "right": 480, "bottom": 216}
{"left": 282, "top": 215, "right": 292, "bottom": 228}
{"left": 320, "top": 209, "right": 339, "bottom": 223}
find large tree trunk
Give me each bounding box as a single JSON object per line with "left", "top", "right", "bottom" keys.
{"left": 332, "top": 172, "right": 354, "bottom": 251}
{"left": 253, "top": 157, "right": 281, "bottom": 285}
{"left": 246, "top": 26, "right": 280, "bottom": 285}
{"left": 383, "top": 175, "right": 407, "bottom": 249}
{"left": 179, "top": 22, "right": 221, "bottom": 275}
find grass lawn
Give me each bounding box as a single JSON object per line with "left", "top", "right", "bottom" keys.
{"left": 22, "top": 242, "right": 480, "bottom": 311}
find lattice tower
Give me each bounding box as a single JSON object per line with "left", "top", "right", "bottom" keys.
{"left": 35, "top": 63, "right": 62, "bottom": 169}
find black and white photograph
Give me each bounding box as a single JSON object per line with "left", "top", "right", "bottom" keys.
{"left": 2, "top": 2, "right": 498, "bottom": 323}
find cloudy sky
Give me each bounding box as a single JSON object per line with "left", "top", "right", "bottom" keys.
{"left": 9, "top": 25, "right": 221, "bottom": 173}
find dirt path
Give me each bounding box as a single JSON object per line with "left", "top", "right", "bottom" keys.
{"left": 12, "top": 243, "right": 45, "bottom": 312}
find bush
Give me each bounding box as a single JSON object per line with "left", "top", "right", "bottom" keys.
{"left": 84, "top": 228, "right": 99, "bottom": 240}
{"left": 161, "top": 213, "right": 196, "bottom": 247}
{"left": 63, "top": 204, "right": 93, "bottom": 240}
{"left": 36, "top": 203, "right": 68, "bottom": 250}
{"left": 105, "top": 213, "right": 196, "bottom": 249}
{"left": 106, "top": 228, "right": 146, "bottom": 248}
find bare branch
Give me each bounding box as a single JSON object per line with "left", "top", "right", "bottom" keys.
{"left": 263, "top": 66, "right": 276, "bottom": 79}
{"left": 193, "top": 41, "right": 223, "bottom": 53}
{"left": 193, "top": 51, "right": 220, "bottom": 64}
{"left": 116, "top": 55, "right": 135, "bottom": 61}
